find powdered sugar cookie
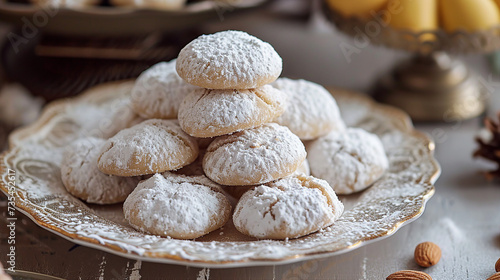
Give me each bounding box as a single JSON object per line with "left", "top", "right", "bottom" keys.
{"left": 307, "top": 128, "right": 389, "bottom": 194}
{"left": 176, "top": 30, "right": 282, "bottom": 89}
{"left": 203, "top": 123, "right": 306, "bottom": 186}
{"left": 61, "top": 137, "right": 139, "bottom": 204}
{"left": 131, "top": 60, "right": 198, "bottom": 119}
{"left": 272, "top": 78, "right": 346, "bottom": 140}
{"left": 98, "top": 119, "right": 198, "bottom": 176}
{"left": 233, "top": 174, "right": 344, "bottom": 239}
{"left": 178, "top": 85, "right": 287, "bottom": 138}
{"left": 124, "top": 173, "right": 231, "bottom": 239}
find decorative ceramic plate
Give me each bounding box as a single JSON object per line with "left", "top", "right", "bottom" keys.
{"left": 0, "top": 81, "right": 440, "bottom": 268}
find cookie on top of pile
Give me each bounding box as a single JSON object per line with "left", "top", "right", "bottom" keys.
{"left": 59, "top": 30, "right": 389, "bottom": 240}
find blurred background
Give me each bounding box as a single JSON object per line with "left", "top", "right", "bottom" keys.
{"left": 0, "top": 0, "right": 498, "bottom": 149}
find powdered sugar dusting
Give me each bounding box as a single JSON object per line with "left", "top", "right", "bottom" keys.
{"left": 178, "top": 85, "right": 287, "bottom": 138}
{"left": 308, "top": 128, "right": 389, "bottom": 194}
{"left": 272, "top": 78, "right": 345, "bottom": 140}
{"left": 131, "top": 60, "right": 199, "bottom": 119}
{"left": 60, "top": 137, "right": 139, "bottom": 204}
{"left": 97, "top": 119, "right": 199, "bottom": 176}
{"left": 233, "top": 175, "right": 344, "bottom": 239}
{"left": 123, "top": 173, "right": 231, "bottom": 239}
{"left": 294, "top": 159, "right": 310, "bottom": 176}
{"left": 1, "top": 81, "right": 438, "bottom": 266}
{"left": 176, "top": 30, "right": 282, "bottom": 89}
{"left": 203, "top": 123, "right": 306, "bottom": 186}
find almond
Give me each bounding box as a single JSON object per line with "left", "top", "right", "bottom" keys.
{"left": 414, "top": 241, "right": 441, "bottom": 267}
{"left": 386, "top": 270, "right": 432, "bottom": 280}
{"left": 496, "top": 257, "right": 500, "bottom": 272}
{"left": 487, "top": 272, "right": 500, "bottom": 280}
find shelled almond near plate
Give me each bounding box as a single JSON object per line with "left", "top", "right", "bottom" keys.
{"left": 0, "top": 80, "right": 440, "bottom": 267}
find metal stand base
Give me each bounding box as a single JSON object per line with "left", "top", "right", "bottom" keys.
{"left": 373, "top": 53, "right": 486, "bottom": 122}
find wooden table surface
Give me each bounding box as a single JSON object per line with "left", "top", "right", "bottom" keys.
{"left": 2, "top": 7, "right": 500, "bottom": 280}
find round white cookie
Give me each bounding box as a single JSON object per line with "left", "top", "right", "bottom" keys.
{"left": 179, "top": 85, "right": 286, "bottom": 137}
{"left": 203, "top": 123, "right": 306, "bottom": 186}
{"left": 272, "top": 78, "right": 346, "bottom": 140}
{"left": 307, "top": 128, "right": 389, "bottom": 194}
{"left": 123, "top": 173, "right": 231, "bottom": 239}
{"left": 178, "top": 85, "right": 287, "bottom": 138}
{"left": 61, "top": 137, "right": 139, "bottom": 204}
{"left": 131, "top": 60, "right": 199, "bottom": 119}
{"left": 176, "top": 30, "right": 282, "bottom": 89}
{"left": 98, "top": 119, "right": 199, "bottom": 176}
{"left": 233, "top": 174, "right": 344, "bottom": 239}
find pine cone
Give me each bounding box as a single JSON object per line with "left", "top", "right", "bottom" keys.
{"left": 474, "top": 113, "right": 500, "bottom": 180}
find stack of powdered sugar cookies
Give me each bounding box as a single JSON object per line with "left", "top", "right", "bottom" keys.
{"left": 58, "top": 30, "right": 389, "bottom": 241}
{"left": 176, "top": 31, "right": 304, "bottom": 186}
{"left": 173, "top": 31, "right": 347, "bottom": 239}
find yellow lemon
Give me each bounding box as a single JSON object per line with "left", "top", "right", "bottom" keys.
{"left": 441, "top": 0, "right": 500, "bottom": 32}
{"left": 326, "top": 0, "right": 388, "bottom": 19}
{"left": 387, "top": 0, "right": 438, "bottom": 32}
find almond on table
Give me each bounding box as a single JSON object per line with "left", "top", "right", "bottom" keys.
{"left": 386, "top": 270, "right": 432, "bottom": 280}
{"left": 414, "top": 241, "right": 441, "bottom": 267}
